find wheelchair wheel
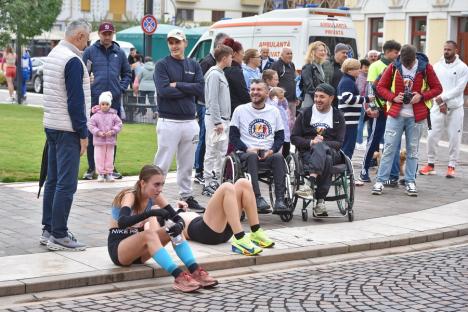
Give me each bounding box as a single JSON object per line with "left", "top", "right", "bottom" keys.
{"left": 280, "top": 212, "right": 293, "bottom": 222}
{"left": 221, "top": 154, "right": 239, "bottom": 183}
{"left": 335, "top": 172, "right": 355, "bottom": 216}
{"left": 301, "top": 209, "right": 308, "bottom": 221}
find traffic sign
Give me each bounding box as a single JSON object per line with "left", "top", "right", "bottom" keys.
{"left": 141, "top": 14, "right": 158, "bottom": 35}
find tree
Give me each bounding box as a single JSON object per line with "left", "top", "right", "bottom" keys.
{"left": 0, "top": 0, "right": 62, "bottom": 47}
{"left": 0, "top": 0, "right": 61, "bottom": 103}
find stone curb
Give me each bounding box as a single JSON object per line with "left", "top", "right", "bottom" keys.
{"left": 0, "top": 223, "right": 467, "bottom": 297}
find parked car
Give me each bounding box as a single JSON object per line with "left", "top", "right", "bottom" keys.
{"left": 27, "top": 57, "right": 45, "bottom": 93}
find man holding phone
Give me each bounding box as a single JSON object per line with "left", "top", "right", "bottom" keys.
{"left": 229, "top": 79, "right": 287, "bottom": 214}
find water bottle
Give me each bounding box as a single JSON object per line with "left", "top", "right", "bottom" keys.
{"left": 165, "top": 219, "right": 183, "bottom": 245}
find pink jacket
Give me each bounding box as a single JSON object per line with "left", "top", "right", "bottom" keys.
{"left": 87, "top": 107, "right": 122, "bottom": 146}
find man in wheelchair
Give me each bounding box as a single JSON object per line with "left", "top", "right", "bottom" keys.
{"left": 290, "top": 83, "right": 346, "bottom": 217}
{"left": 229, "top": 79, "right": 288, "bottom": 214}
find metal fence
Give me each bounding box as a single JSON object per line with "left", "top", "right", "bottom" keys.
{"left": 122, "top": 90, "right": 158, "bottom": 124}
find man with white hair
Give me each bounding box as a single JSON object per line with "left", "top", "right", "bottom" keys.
{"left": 367, "top": 50, "right": 380, "bottom": 63}
{"left": 271, "top": 47, "right": 298, "bottom": 127}
{"left": 41, "top": 19, "right": 92, "bottom": 251}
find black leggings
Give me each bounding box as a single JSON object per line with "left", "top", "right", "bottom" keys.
{"left": 187, "top": 216, "right": 233, "bottom": 245}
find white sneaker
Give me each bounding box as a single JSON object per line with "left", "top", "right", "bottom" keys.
{"left": 372, "top": 182, "right": 384, "bottom": 195}
{"left": 405, "top": 182, "right": 418, "bottom": 197}
{"left": 105, "top": 174, "right": 115, "bottom": 182}
{"left": 97, "top": 174, "right": 105, "bottom": 182}
{"left": 295, "top": 184, "right": 314, "bottom": 199}
{"left": 313, "top": 199, "right": 328, "bottom": 216}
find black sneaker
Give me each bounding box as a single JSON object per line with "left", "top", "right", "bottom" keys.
{"left": 383, "top": 178, "right": 399, "bottom": 188}
{"left": 185, "top": 196, "right": 205, "bottom": 213}
{"left": 113, "top": 169, "right": 123, "bottom": 179}
{"left": 256, "top": 196, "right": 271, "bottom": 214}
{"left": 82, "top": 168, "right": 95, "bottom": 180}
{"left": 201, "top": 181, "right": 219, "bottom": 197}
{"left": 273, "top": 198, "right": 288, "bottom": 214}
{"left": 194, "top": 172, "right": 205, "bottom": 184}
{"left": 399, "top": 178, "right": 406, "bottom": 186}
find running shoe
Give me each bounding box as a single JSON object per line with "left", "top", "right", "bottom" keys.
{"left": 82, "top": 168, "right": 95, "bottom": 180}
{"left": 405, "top": 182, "right": 418, "bottom": 197}
{"left": 295, "top": 184, "right": 314, "bottom": 199}
{"left": 359, "top": 169, "right": 371, "bottom": 183}
{"left": 313, "top": 199, "right": 328, "bottom": 217}
{"left": 105, "top": 174, "right": 115, "bottom": 182}
{"left": 194, "top": 172, "right": 205, "bottom": 184}
{"left": 372, "top": 182, "right": 384, "bottom": 195}
{"left": 173, "top": 272, "right": 201, "bottom": 293}
{"left": 202, "top": 185, "right": 215, "bottom": 197}
{"left": 256, "top": 196, "right": 271, "bottom": 214}
{"left": 40, "top": 229, "right": 51, "bottom": 245}
{"left": 47, "top": 235, "right": 87, "bottom": 251}
{"left": 383, "top": 178, "right": 398, "bottom": 188}
{"left": 419, "top": 164, "right": 436, "bottom": 175}
{"left": 190, "top": 267, "right": 218, "bottom": 288}
{"left": 185, "top": 196, "right": 205, "bottom": 213}
{"left": 97, "top": 174, "right": 105, "bottom": 182}
{"left": 112, "top": 169, "right": 123, "bottom": 179}
{"left": 231, "top": 235, "right": 262, "bottom": 256}
{"left": 446, "top": 166, "right": 455, "bottom": 179}
{"left": 249, "top": 228, "right": 275, "bottom": 248}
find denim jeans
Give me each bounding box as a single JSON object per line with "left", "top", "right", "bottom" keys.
{"left": 376, "top": 116, "right": 423, "bottom": 184}
{"left": 194, "top": 103, "right": 206, "bottom": 173}
{"left": 42, "top": 129, "right": 81, "bottom": 239}
{"left": 342, "top": 124, "right": 358, "bottom": 159}
{"left": 356, "top": 107, "right": 365, "bottom": 144}
{"left": 361, "top": 113, "right": 400, "bottom": 178}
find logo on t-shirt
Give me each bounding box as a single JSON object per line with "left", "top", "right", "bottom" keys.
{"left": 248, "top": 118, "right": 273, "bottom": 139}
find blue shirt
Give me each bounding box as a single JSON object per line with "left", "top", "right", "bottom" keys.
{"left": 65, "top": 57, "right": 88, "bottom": 139}
{"left": 111, "top": 198, "right": 153, "bottom": 221}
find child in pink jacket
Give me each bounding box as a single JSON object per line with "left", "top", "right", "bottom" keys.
{"left": 88, "top": 91, "right": 123, "bottom": 182}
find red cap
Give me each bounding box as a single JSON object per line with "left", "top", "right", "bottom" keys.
{"left": 99, "top": 22, "right": 115, "bottom": 33}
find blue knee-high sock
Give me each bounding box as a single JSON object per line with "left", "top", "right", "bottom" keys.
{"left": 174, "top": 241, "right": 198, "bottom": 273}
{"left": 152, "top": 248, "right": 182, "bottom": 278}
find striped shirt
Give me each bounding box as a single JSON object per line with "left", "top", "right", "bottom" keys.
{"left": 337, "top": 73, "right": 368, "bottom": 125}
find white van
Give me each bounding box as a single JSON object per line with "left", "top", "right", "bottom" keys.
{"left": 189, "top": 7, "right": 358, "bottom": 69}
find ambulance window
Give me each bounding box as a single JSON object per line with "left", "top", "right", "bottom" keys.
{"left": 191, "top": 39, "right": 213, "bottom": 62}
{"left": 309, "top": 36, "right": 358, "bottom": 59}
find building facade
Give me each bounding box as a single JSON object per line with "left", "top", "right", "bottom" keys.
{"left": 53, "top": 0, "right": 263, "bottom": 30}
{"left": 345, "top": 0, "right": 468, "bottom": 64}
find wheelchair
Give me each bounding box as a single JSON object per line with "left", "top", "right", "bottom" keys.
{"left": 220, "top": 152, "right": 296, "bottom": 222}
{"left": 286, "top": 150, "right": 355, "bottom": 222}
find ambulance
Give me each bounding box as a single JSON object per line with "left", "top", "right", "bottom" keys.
{"left": 188, "top": 6, "right": 358, "bottom": 69}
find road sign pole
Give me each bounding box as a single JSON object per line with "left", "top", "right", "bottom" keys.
{"left": 144, "top": 0, "right": 153, "bottom": 58}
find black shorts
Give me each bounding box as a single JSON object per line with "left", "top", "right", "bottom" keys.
{"left": 108, "top": 228, "right": 144, "bottom": 266}
{"left": 187, "top": 216, "right": 233, "bottom": 245}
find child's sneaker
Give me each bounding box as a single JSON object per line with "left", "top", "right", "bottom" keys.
{"left": 231, "top": 235, "right": 262, "bottom": 256}
{"left": 249, "top": 228, "right": 275, "bottom": 248}
{"left": 97, "top": 174, "right": 105, "bottom": 182}
{"left": 173, "top": 272, "right": 201, "bottom": 293}
{"left": 105, "top": 174, "right": 115, "bottom": 182}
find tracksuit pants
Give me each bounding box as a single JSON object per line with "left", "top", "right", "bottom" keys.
{"left": 154, "top": 118, "right": 199, "bottom": 199}
{"left": 427, "top": 105, "right": 464, "bottom": 168}
{"left": 203, "top": 116, "right": 229, "bottom": 185}
{"left": 94, "top": 144, "right": 115, "bottom": 175}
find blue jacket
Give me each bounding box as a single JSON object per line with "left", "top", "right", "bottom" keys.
{"left": 82, "top": 41, "right": 132, "bottom": 112}
{"left": 154, "top": 56, "right": 204, "bottom": 120}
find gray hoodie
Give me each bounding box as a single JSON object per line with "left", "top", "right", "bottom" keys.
{"left": 138, "top": 61, "right": 155, "bottom": 92}
{"left": 204, "top": 65, "right": 231, "bottom": 124}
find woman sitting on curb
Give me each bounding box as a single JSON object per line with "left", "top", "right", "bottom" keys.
{"left": 153, "top": 178, "right": 275, "bottom": 256}
{"left": 108, "top": 164, "right": 218, "bottom": 293}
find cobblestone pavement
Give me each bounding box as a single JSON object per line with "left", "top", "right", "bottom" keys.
{"left": 0, "top": 143, "right": 468, "bottom": 257}
{"left": 4, "top": 244, "right": 467, "bottom": 312}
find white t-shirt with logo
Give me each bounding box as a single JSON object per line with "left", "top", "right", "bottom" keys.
{"left": 310, "top": 104, "right": 333, "bottom": 134}
{"left": 400, "top": 60, "right": 418, "bottom": 117}
{"left": 230, "top": 103, "right": 284, "bottom": 150}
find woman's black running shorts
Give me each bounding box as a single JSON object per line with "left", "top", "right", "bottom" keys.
{"left": 187, "top": 216, "right": 233, "bottom": 245}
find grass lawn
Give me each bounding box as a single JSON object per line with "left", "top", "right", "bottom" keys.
{"left": 0, "top": 104, "right": 173, "bottom": 182}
